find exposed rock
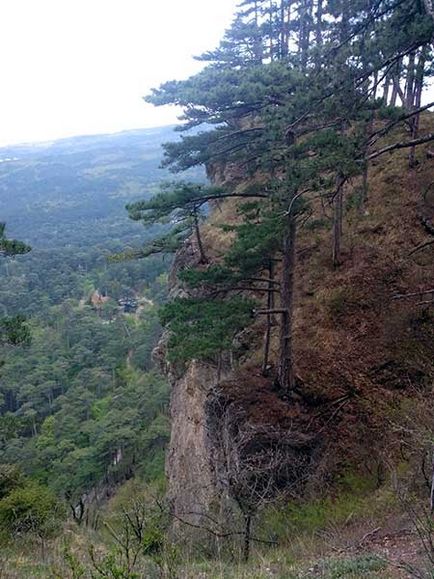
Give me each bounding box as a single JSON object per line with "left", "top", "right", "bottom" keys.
{"left": 166, "top": 361, "right": 221, "bottom": 520}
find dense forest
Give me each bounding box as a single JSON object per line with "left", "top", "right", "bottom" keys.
{"left": 0, "top": 128, "right": 198, "bottom": 516}
{"left": 1, "top": 0, "right": 434, "bottom": 577}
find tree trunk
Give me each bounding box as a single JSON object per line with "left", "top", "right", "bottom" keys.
{"left": 423, "top": 0, "right": 434, "bottom": 28}
{"left": 390, "top": 60, "right": 403, "bottom": 107}
{"left": 409, "top": 47, "right": 427, "bottom": 168}
{"left": 361, "top": 115, "right": 374, "bottom": 209}
{"left": 243, "top": 513, "right": 252, "bottom": 562}
{"left": 298, "top": 0, "right": 313, "bottom": 70}
{"left": 372, "top": 70, "right": 379, "bottom": 101}
{"left": 269, "top": 0, "right": 275, "bottom": 60}
{"left": 193, "top": 208, "right": 208, "bottom": 264}
{"left": 405, "top": 51, "right": 416, "bottom": 109}
{"left": 340, "top": 0, "right": 350, "bottom": 40}
{"left": 383, "top": 74, "right": 391, "bottom": 105}
{"left": 315, "top": 0, "right": 323, "bottom": 69}
{"left": 253, "top": 0, "right": 263, "bottom": 63}
{"left": 278, "top": 212, "right": 296, "bottom": 391}
{"left": 262, "top": 260, "right": 275, "bottom": 376}
{"left": 280, "top": 0, "right": 290, "bottom": 58}
{"left": 332, "top": 176, "right": 345, "bottom": 267}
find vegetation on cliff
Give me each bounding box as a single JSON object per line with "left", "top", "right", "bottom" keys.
{"left": 136, "top": 0, "right": 434, "bottom": 393}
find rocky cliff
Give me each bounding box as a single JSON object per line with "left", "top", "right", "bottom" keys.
{"left": 159, "top": 117, "right": 434, "bottom": 537}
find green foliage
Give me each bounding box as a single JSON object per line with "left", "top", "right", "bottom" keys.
{"left": 127, "top": 181, "right": 222, "bottom": 224}
{"left": 0, "top": 299, "right": 170, "bottom": 500}
{"left": 160, "top": 297, "right": 255, "bottom": 363}
{"left": 261, "top": 471, "right": 389, "bottom": 541}
{"left": 322, "top": 555, "right": 386, "bottom": 578}
{"left": 61, "top": 544, "right": 86, "bottom": 579}
{"left": 89, "top": 546, "right": 139, "bottom": 579}
{"left": 0, "top": 464, "right": 24, "bottom": 500}
{"left": 123, "top": 181, "right": 226, "bottom": 261}
{"left": 223, "top": 210, "right": 282, "bottom": 274}
{"left": 178, "top": 265, "right": 239, "bottom": 288}
{"left": 0, "top": 131, "right": 173, "bottom": 501}
{"left": 0, "top": 481, "right": 64, "bottom": 539}
{"left": 0, "top": 315, "right": 30, "bottom": 346}
{"left": 0, "top": 223, "right": 31, "bottom": 257}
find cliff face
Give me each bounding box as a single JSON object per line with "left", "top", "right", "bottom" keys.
{"left": 159, "top": 178, "right": 237, "bottom": 525}
{"left": 160, "top": 118, "right": 434, "bottom": 528}
{"left": 165, "top": 360, "right": 221, "bottom": 519}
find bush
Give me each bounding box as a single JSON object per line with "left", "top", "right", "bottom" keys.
{"left": 0, "top": 481, "right": 64, "bottom": 539}
{"left": 323, "top": 554, "right": 386, "bottom": 578}
{"left": 0, "top": 464, "right": 24, "bottom": 500}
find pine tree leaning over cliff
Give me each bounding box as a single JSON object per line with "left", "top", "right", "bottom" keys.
{"left": 125, "top": 181, "right": 262, "bottom": 368}
{"left": 135, "top": 0, "right": 434, "bottom": 392}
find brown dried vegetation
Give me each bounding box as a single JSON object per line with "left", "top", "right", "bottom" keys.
{"left": 198, "top": 115, "right": 434, "bottom": 499}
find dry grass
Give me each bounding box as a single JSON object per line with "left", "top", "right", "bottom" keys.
{"left": 190, "top": 114, "right": 434, "bottom": 499}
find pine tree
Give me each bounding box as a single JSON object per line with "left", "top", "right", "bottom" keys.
{"left": 137, "top": 0, "right": 434, "bottom": 391}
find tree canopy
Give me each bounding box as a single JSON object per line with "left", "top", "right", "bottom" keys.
{"left": 132, "top": 0, "right": 434, "bottom": 391}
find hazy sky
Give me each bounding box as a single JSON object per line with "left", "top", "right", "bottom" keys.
{"left": 0, "top": 0, "right": 238, "bottom": 146}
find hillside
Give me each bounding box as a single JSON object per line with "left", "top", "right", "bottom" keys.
{"left": 0, "top": 126, "right": 202, "bottom": 250}
{"left": 1, "top": 117, "right": 432, "bottom": 579}
{"left": 157, "top": 115, "right": 434, "bottom": 577}
{"left": 0, "top": 127, "right": 204, "bottom": 316}
{"left": 0, "top": 127, "right": 185, "bottom": 532}
{"left": 2, "top": 0, "right": 434, "bottom": 577}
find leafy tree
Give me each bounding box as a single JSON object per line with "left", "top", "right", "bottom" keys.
{"left": 126, "top": 181, "right": 224, "bottom": 264}
{"left": 0, "top": 315, "right": 30, "bottom": 347}
{"left": 0, "top": 464, "right": 24, "bottom": 500}
{"left": 0, "top": 481, "right": 64, "bottom": 540}
{"left": 0, "top": 225, "right": 31, "bottom": 374}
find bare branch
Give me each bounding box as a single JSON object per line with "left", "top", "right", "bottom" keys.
{"left": 368, "top": 133, "right": 434, "bottom": 161}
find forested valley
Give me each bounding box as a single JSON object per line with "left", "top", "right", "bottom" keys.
{"left": 0, "top": 127, "right": 201, "bottom": 533}
{"left": 2, "top": 0, "right": 434, "bottom": 577}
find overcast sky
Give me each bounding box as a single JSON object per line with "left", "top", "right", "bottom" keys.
{"left": 0, "top": 0, "right": 238, "bottom": 146}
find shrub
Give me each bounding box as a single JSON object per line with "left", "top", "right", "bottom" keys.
{"left": 0, "top": 481, "right": 64, "bottom": 540}
{"left": 0, "top": 464, "right": 24, "bottom": 500}
{"left": 323, "top": 554, "right": 386, "bottom": 578}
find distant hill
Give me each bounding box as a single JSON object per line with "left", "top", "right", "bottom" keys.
{"left": 0, "top": 126, "right": 203, "bottom": 316}
{"left": 0, "top": 126, "right": 203, "bottom": 249}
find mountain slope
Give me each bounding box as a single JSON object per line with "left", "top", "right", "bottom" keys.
{"left": 162, "top": 114, "right": 434, "bottom": 569}
{"left": 0, "top": 126, "right": 202, "bottom": 249}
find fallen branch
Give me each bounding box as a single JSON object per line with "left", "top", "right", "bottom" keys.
{"left": 254, "top": 308, "right": 288, "bottom": 315}
{"left": 409, "top": 239, "right": 434, "bottom": 256}
{"left": 367, "top": 101, "right": 434, "bottom": 146}
{"left": 171, "top": 511, "right": 277, "bottom": 546}
{"left": 358, "top": 526, "right": 382, "bottom": 546}
{"left": 368, "top": 133, "right": 434, "bottom": 161}
{"left": 393, "top": 288, "right": 434, "bottom": 300}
